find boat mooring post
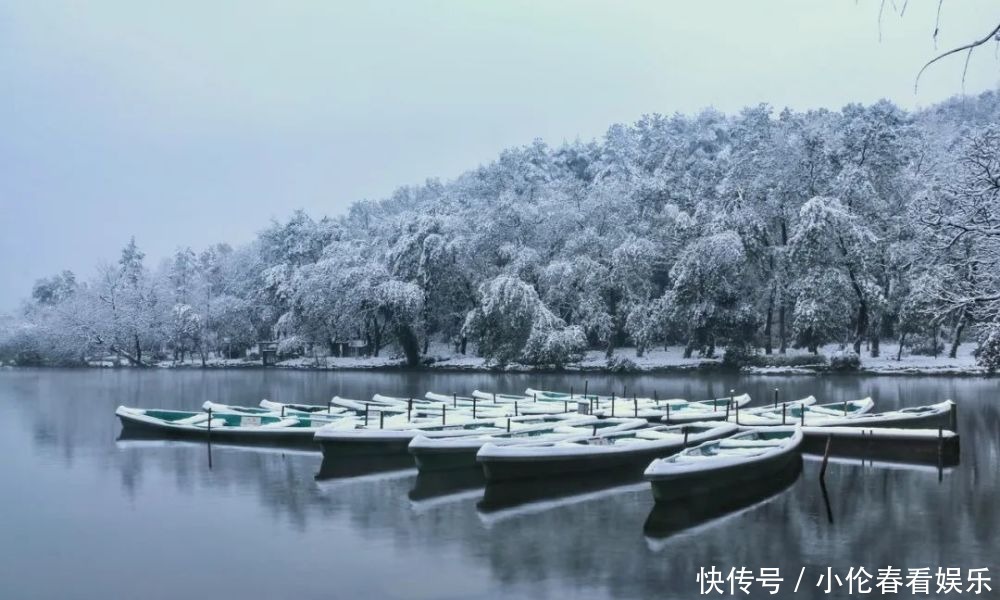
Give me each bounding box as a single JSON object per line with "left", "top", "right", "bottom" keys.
{"left": 364, "top": 403, "right": 369, "bottom": 426}
{"left": 570, "top": 386, "right": 574, "bottom": 400}
{"left": 782, "top": 403, "right": 787, "bottom": 425}
{"left": 379, "top": 410, "right": 384, "bottom": 429}
{"left": 735, "top": 400, "right": 739, "bottom": 425}
{"left": 725, "top": 401, "right": 730, "bottom": 421}
{"left": 938, "top": 427, "right": 944, "bottom": 466}
{"left": 610, "top": 393, "right": 616, "bottom": 417}
{"left": 206, "top": 407, "right": 213, "bottom": 441}
{"left": 583, "top": 380, "right": 589, "bottom": 401}
{"left": 506, "top": 418, "right": 511, "bottom": 432}
{"left": 514, "top": 401, "right": 519, "bottom": 417}
{"left": 653, "top": 390, "right": 659, "bottom": 407}
{"left": 442, "top": 404, "right": 446, "bottom": 425}
{"left": 843, "top": 400, "right": 848, "bottom": 416}
{"left": 949, "top": 402, "right": 958, "bottom": 433}
{"left": 819, "top": 435, "right": 832, "bottom": 481}
{"left": 800, "top": 406, "right": 805, "bottom": 427}
{"left": 408, "top": 398, "right": 413, "bottom": 421}
{"left": 453, "top": 393, "right": 457, "bottom": 408}
{"left": 206, "top": 407, "right": 213, "bottom": 469}
{"left": 564, "top": 400, "right": 568, "bottom": 413}
{"left": 773, "top": 388, "right": 779, "bottom": 408}
{"left": 328, "top": 400, "right": 333, "bottom": 415}
{"left": 665, "top": 403, "right": 670, "bottom": 423}
{"left": 592, "top": 423, "right": 597, "bottom": 436}
{"left": 472, "top": 398, "right": 477, "bottom": 419}
{"left": 622, "top": 384, "right": 627, "bottom": 400}
{"left": 281, "top": 405, "right": 286, "bottom": 417}
{"left": 533, "top": 392, "right": 537, "bottom": 404}
{"left": 493, "top": 392, "right": 497, "bottom": 405}
{"left": 730, "top": 389, "right": 735, "bottom": 407}
{"left": 633, "top": 394, "right": 638, "bottom": 418}
{"left": 683, "top": 426, "right": 689, "bottom": 448}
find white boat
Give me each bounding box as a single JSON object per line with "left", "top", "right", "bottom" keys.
{"left": 477, "top": 421, "right": 739, "bottom": 482}
{"left": 644, "top": 427, "right": 804, "bottom": 502}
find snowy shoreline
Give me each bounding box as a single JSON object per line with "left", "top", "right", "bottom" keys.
{"left": 11, "top": 342, "right": 988, "bottom": 377}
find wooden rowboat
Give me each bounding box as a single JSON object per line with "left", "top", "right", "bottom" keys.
{"left": 477, "top": 421, "right": 739, "bottom": 483}
{"left": 408, "top": 417, "right": 643, "bottom": 472}
{"left": 115, "top": 406, "right": 330, "bottom": 447}
{"left": 644, "top": 427, "right": 803, "bottom": 503}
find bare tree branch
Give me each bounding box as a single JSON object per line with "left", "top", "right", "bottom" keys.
{"left": 915, "top": 20, "right": 1000, "bottom": 91}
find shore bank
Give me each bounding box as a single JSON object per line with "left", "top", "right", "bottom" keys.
{"left": 7, "top": 343, "right": 986, "bottom": 376}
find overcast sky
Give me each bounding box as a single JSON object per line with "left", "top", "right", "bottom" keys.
{"left": 1, "top": 1, "right": 997, "bottom": 311}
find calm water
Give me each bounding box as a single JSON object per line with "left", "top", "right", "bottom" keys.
{"left": 0, "top": 368, "right": 997, "bottom": 599}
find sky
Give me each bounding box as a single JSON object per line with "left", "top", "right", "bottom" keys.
{"left": 1, "top": 1, "right": 998, "bottom": 311}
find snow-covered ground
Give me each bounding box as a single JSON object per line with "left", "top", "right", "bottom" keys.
{"left": 82, "top": 341, "right": 987, "bottom": 376}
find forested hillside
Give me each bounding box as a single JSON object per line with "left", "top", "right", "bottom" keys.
{"left": 4, "top": 90, "right": 1000, "bottom": 369}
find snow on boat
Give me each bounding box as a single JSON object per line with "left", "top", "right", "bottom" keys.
{"left": 644, "top": 427, "right": 803, "bottom": 503}
{"left": 477, "top": 421, "right": 739, "bottom": 483}
{"left": 205, "top": 400, "right": 349, "bottom": 420}
{"left": 737, "top": 400, "right": 956, "bottom": 430}
{"left": 314, "top": 413, "right": 581, "bottom": 458}
{"left": 259, "top": 399, "right": 350, "bottom": 415}
{"left": 115, "top": 406, "right": 331, "bottom": 447}
{"left": 408, "top": 416, "right": 644, "bottom": 472}
{"left": 722, "top": 397, "right": 868, "bottom": 426}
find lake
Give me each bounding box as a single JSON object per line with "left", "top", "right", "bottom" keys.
{"left": 0, "top": 368, "right": 996, "bottom": 599}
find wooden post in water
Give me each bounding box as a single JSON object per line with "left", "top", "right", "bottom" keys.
{"left": 725, "top": 401, "right": 730, "bottom": 421}
{"left": 583, "top": 380, "right": 589, "bottom": 402}
{"left": 782, "top": 403, "right": 787, "bottom": 425}
{"left": 281, "top": 405, "right": 286, "bottom": 417}
{"left": 453, "top": 393, "right": 457, "bottom": 408}
{"left": 819, "top": 435, "right": 832, "bottom": 481}
{"left": 570, "top": 386, "right": 574, "bottom": 400}
{"left": 622, "top": 384, "right": 627, "bottom": 400}
{"left": 473, "top": 398, "right": 477, "bottom": 419}
{"left": 592, "top": 423, "right": 597, "bottom": 436}
{"left": 665, "top": 403, "right": 670, "bottom": 423}
{"left": 773, "top": 388, "right": 779, "bottom": 408}
{"left": 611, "top": 393, "right": 616, "bottom": 417}
{"left": 843, "top": 400, "right": 848, "bottom": 416}
{"left": 408, "top": 398, "right": 413, "bottom": 422}
{"left": 506, "top": 418, "right": 511, "bottom": 432}
{"left": 683, "top": 426, "right": 689, "bottom": 448}
{"left": 514, "top": 401, "right": 519, "bottom": 417}
{"left": 564, "top": 400, "right": 568, "bottom": 413}
{"left": 328, "top": 400, "right": 333, "bottom": 415}
{"left": 653, "top": 390, "right": 659, "bottom": 407}
{"left": 735, "top": 400, "right": 740, "bottom": 425}
{"left": 206, "top": 407, "right": 213, "bottom": 440}
{"left": 633, "top": 394, "right": 638, "bottom": 418}
{"left": 364, "top": 403, "right": 369, "bottom": 427}
{"left": 800, "top": 406, "right": 805, "bottom": 427}
{"left": 493, "top": 392, "right": 497, "bottom": 405}
{"left": 533, "top": 392, "right": 537, "bottom": 404}
{"left": 938, "top": 427, "right": 944, "bottom": 465}
{"left": 442, "top": 404, "right": 446, "bottom": 425}
{"left": 379, "top": 410, "right": 384, "bottom": 429}
{"left": 949, "top": 402, "right": 957, "bottom": 433}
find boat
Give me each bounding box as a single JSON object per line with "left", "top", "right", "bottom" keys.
{"left": 643, "top": 427, "right": 803, "bottom": 503}
{"left": 723, "top": 397, "right": 870, "bottom": 426}
{"left": 408, "top": 416, "right": 644, "bottom": 472}
{"left": 520, "top": 388, "right": 753, "bottom": 420}
{"left": 477, "top": 421, "right": 739, "bottom": 483}
{"left": 736, "top": 400, "right": 956, "bottom": 430}
{"left": 205, "top": 400, "right": 349, "bottom": 419}
{"left": 314, "top": 413, "right": 583, "bottom": 459}
{"left": 799, "top": 426, "right": 960, "bottom": 465}
{"left": 115, "top": 406, "right": 330, "bottom": 446}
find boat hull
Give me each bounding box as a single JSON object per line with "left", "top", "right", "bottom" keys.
{"left": 479, "top": 445, "right": 680, "bottom": 483}
{"left": 800, "top": 428, "right": 960, "bottom": 465}
{"left": 648, "top": 440, "right": 802, "bottom": 503}
{"left": 117, "top": 414, "right": 318, "bottom": 448}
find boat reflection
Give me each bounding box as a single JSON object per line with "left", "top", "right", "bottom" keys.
{"left": 478, "top": 469, "right": 642, "bottom": 514}
{"left": 643, "top": 456, "right": 802, "bottom": 541}
{"left": 315, "top": 454, "right": 415, "bottom": 480}
{"left": 408, "top": 469, "right": 485, "bottom": 502}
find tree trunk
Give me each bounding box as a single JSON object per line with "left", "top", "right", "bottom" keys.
{"left": 396, "top": 325, "right": 421, "bottom": 367}
{"left": 134, "top": 334, "right": 142, "bottom": 365}
{"left": 949, "top": 312, "right": 966, "bottom": 359}
{"left": 896, "top": 332, "right": 906, "bottom": 361}
{"left": 763, "top": 296, "right": 774, "bottom": 355}
{"left": 871, "top": 332, "right": 880, "bottom": 358}
{"left": 852, "top": 300, "right": 867, "bottom": 355}
{"left": 636, "top": 341, "right": 645, "bottom": 358}
{"left": 460, "top": 336, "right": 467, "bottom": 355}
{"left": 422, "top": 336, "right": 429, "bottom": 355}
{"left": 778, "top": 304, "right": 787, "bottom": 354}
{"left": 683, "top": 338, "right": 695, "bottom": 359}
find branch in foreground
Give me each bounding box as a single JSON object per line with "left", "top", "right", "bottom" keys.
{"left": 915, "top": 20, "right": 1000, "bottom": 91}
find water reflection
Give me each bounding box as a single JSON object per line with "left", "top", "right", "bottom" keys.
{"left": 1, "top": 369, "right": 998, "bottom": 600}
